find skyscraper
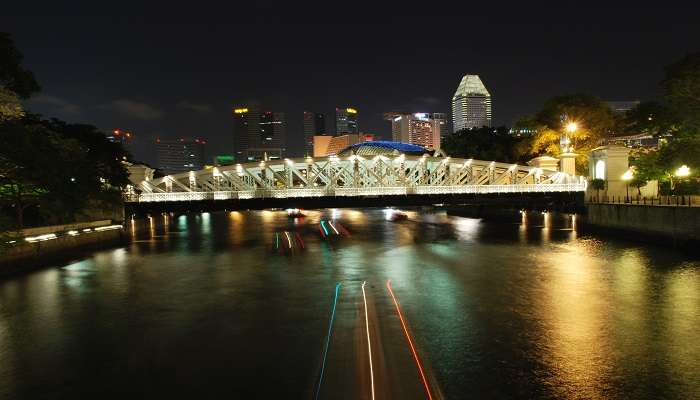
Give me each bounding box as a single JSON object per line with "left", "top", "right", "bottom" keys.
{"left": 303, "top": 111, "right": 326, "bottom": 156}
{"left": 451, "top": 75, "right": 492, "bottom": 131}
{"left": 385, "top": 112, "right": 442, "bottom": 150}
{"left": 107, "top": 129, "right": 134, "bottom": 158}
{"left": 155, "top": 138, "right": 206, "bottom": 174}
{"left": 335, "top": 107, "right": 359, "bottom": 135}
{"left": 431, "top": 113, "right": 449, "bottom": 140}
{"left": 232, "top": 104, "right": 286, "bottom": 161}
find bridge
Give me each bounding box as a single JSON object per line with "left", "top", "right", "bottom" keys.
{"left": 125, "top": 154, "right": 586, "bottom": 214}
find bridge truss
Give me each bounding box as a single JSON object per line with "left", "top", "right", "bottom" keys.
{"left": 125, "top": 155, "right": 586, "bottom": 203}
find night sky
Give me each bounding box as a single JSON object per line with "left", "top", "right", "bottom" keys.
{"left": 3, "top": 3, "right": 699, "bottom": 164}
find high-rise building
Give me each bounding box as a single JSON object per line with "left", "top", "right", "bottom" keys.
{"left": 232, "top": 104, "right": 286, "bottom": 161}
{"left": 451, "top": 75, "right": 492, "bottom": 131}
{"left": 303, "top": 112, "right": 326, "bottom": 156}
{"left": 431, "top": 112, "right": 450, "bottom": 140}
{"left": 385, "top": 112, "right": 442, "bottom": 150}
{"left": 335, "top": 107, "right": 359, "bottom": 135}
{"left": 107, "top": 129, "right": 134, "bottom": 157}
{"left": 155, "top": 138, "right": 206, "bottom": 174}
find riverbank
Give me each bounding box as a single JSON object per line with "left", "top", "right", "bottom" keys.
{"left": 0, "top": 221, "right": 125, "bottom": 278}
{"left": 445, "top": 203, "right": 700, "bottom": 250}
{"left": 584, "top": 203, "right": 700, "bottom": 247}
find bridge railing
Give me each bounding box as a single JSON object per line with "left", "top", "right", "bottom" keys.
{"left": 131, "top": 182, "right": 587, "bottom": 203}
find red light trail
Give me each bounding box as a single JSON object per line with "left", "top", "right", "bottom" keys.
{"left": 387, "top": 280, "right": 433, "bottom": 400}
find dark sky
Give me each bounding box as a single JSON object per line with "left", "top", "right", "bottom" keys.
{"left": 3, "top": 3, "right": 699, "bottom": 164}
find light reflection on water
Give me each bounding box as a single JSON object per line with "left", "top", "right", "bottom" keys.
{"left": 0, "top": 208, "right": 698, "bottom": 399}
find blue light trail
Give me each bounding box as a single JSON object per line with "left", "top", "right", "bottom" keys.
{"left": 315, "top": 282, "right": 341, "bottom": 400}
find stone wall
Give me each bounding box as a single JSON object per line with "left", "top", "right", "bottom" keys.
{"left": 1, "top": 222, "right": 125, "bottom": 277}
{"left": 584, "top": 203, "right": 700, "bottom": 245}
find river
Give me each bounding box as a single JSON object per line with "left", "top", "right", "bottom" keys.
{"left": 0, "top": 208, "right": 698, "bottom": 399}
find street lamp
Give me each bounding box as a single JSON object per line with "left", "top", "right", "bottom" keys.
{"left": 674, "top": 165, "right": 691, "bottom": 205}
{"left": 566, "top": 122, "right": 578, "bottom": 133}
{"left": 675, "top": 165, "right": 690, "bottom": 178}
{"left": 621, "top": 169, "right": 634, "bottom": 203}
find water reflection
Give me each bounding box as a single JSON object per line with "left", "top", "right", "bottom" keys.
{"left": 0, "top": 209, "right": 698, "bottom": 399}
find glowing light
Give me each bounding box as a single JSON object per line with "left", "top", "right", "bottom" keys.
{"left": 284, "top": 231, "right": 292, "bottom": 249}
{"left": 320, "top": 220, "right": 329, "bottom": 236}
{"left": 67, "top": 230, "right": 79, "bottom": 236}
{"left": 675, "top": 165, "right": 690, "bottom": 177}
{"left": 362, "top": 281, "right": 376, "bottom": 400}
{"left": 294, "top": 232, "right": 305, "bottom": 249}
{"left": 387, "top": 280, "right": 433, "bottom": 400}
{"left": 346, "top": 107, "right": 357, "bottom": 114}
{"left": 275, "top": 232, "right": 279, "bottom": 250}
{"left": 327, "top": 221, "right": 340, "bottom": 235}
{"left": 94, "top": 224, "right": 123, "bottom": 232}
{"left": 315, "top": 283, "right": 341, "bottom": 400}
{"left": 566, "top": 122, "right": 578, "bottom": 133}
{"left": 234, "top": 108, "right": 248, "bottom": 114}
{"left": 621, "top": 169, "right": 634, "bottom": 181}
{"left": 24, "top": 233, "right": 57, "bottom": 243}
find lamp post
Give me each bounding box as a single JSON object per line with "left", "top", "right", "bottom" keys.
{"left": 622, "top": 169, "right": 633, "bottom": 203}
{"left": 674, "top": 165, "right": 691, "bottom": 205}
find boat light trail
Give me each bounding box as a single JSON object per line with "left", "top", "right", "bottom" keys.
{"left": 320, "top": 220, "right": 329, "bottom": 236}
{"left": 294, "top": 232, "right": 305, "bottom": 249}
{"left": 284, "top": 231, "right": 292, "bottom": 249}
{"left": 327, "top": 221, "right": 340, "bottom": 235}
{"left": 315, "top": 283, "right": 341, "bottom": 400}
{"left": 362, "top": 281, "right": 376, "bottom": 400}
{"left": 275, "top": 232, "right": 279, "bottom": 250}
{"left": 387, "top": 280, "right": 433, "bottom": 400}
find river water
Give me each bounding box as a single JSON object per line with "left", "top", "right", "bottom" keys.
{"left": 0, "top": 209, "right": 698, "bottom": 399}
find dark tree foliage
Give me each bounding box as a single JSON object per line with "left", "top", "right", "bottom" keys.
{"left": 662, "top": 52, "right": 700, "bottom": 130}
{"left": 623, "top": 101, "right": 682, "bottom": 137}
{"left": 441, "top": 126, "right": 525, "bottom": 163}
{"left": 0, "top": 32, "right": 40, "bottom": 99}
{"left": 0, "top": 116, "right": 129, "bottom": 228}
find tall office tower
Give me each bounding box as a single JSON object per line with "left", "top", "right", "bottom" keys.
{"left": 385, "top": 112, "right": 441, "bottom": 150}
{"left": 451, "top": 74, "right": 492, "bottom": 131}
{"left": 303, "top": 111, "right": 326, "bottom": 156}
{"left": 155, "top": 138, "right": 206, "bottom": 174}
{"left": 233, "top": 105, "right": 286, "bottom": 161}
{"left": 335, "top": 107, "right": 359, "bottom": 135}
{"left": 233, "top": 106, "right": 257, "bottom": 161}
{"left": 431, "top": 112, "right": 449, "bottom": 140}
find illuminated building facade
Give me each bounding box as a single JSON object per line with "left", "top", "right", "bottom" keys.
{"left": 233, "top": 105, "right": 286, "bottom": 161}
{"left": 385, "top": 112, "right": 442, "bottom": 150}
{"left": 452, "top": 74, "right": 492, "bottom": 131}
{"left": 155, "top": 138, "right": 206, "bottom": 174}
{"left": 313, "top": 133, "right": 374, "bottom": 157}
{"left": 335, "top": 107, "right": 358, "bottom": 135}
{"left": 303, "top": 111, "right": 326, "bottom": 156}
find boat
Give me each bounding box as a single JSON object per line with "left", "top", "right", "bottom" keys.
{"left": 286, "top": 208, "right": 305, "bottom": 218}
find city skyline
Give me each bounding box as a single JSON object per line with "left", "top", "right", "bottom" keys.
{"left": 2, "top": 5, "right": 699, "bottom": 166}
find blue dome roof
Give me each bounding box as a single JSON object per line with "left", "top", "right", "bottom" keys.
{"left": 337, "top": 141, "right": 428, "bottom": 156}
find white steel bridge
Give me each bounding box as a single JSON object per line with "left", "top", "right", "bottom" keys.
{"left": 125, "top": 155, "right": 586, "bottom": 204}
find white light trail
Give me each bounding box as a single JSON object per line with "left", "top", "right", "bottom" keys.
{"left": 362, "top": 281, "right": 376, "bottom": 400}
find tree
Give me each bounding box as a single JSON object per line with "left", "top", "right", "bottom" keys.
{"left": 441, "top": 126, "right": 525, "bottom": 163}
{"left": 663, "top": 52, "right": 700, "bottom": 131}
{"left": 0, "top": 32, "right": 40, "bottom": 99}
{"left": 623, "top": 101, "right": 682, "bottom": 138}
{"left": 1, "top": 116, "right": 129, "bottom": 228}
{"left": 0, "top": 88, "right": 24, "bottom": 121}
{"left": 523, "top": 94, "right": 616, "bottom": 173}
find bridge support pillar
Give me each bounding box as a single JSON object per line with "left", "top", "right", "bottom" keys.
{"left": 559, "top": 152, "right": 578, "bottom": 176}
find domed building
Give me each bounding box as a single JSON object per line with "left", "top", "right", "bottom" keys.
{"left": 336, "top": 141, "right": 431, "bottom": 157}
